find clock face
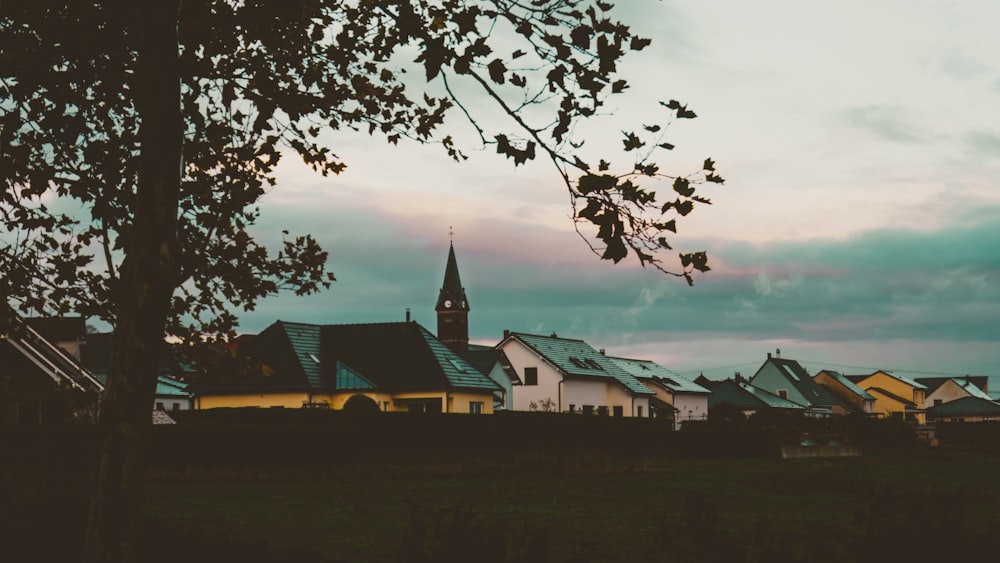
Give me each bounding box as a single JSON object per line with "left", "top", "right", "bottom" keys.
{"left": 460, "top": 300, "right": 466, "bottom": 308}
{"left": 443, "top": 299, "right": 453, "bottom": 308}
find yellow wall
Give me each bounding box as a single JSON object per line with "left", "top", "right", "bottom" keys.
{"left": 197, "top": 393, "right": 310, "bottom": 409}
{"left": 863, "top": 371, "right": 926, "bottom": 424}
{"left": 197, "top": 390, "right": 495, "bottom": 414}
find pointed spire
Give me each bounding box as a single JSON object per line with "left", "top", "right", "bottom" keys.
{"left": 436, "top": 241, "right": 469, "bottom": 311}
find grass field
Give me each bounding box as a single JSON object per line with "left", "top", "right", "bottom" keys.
{"left": 141, "top": 449, "right": 1000, "bottom": 562}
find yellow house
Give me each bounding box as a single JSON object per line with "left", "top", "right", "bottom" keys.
{"left": 851, "top": 370, "right": 927, "bottom": 424}
{"left": 194, "top": 320, "right": 500, "bottom": 414}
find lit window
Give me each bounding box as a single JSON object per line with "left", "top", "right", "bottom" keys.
{"left": 469, "top": 402, "right": 483, "bottom": 414}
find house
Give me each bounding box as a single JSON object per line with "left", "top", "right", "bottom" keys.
{"left": 748, "top": 351, "right": 838, "bottom": 417}
{"left": 813, "top": 369, "right": 877, "bottom": 416}
{"left": 496, "top": 331, "right": 654, "bottom": 416}
{"left": 81, "top": 332, "right": 194, "bottom": 412}
{"left": 193, "top": 320, "right": 501, "bottom": 414}
{"left": 461, "top": 344, "right": 518, "bottom": 410}
{"left": 0, "top": 318, "right": 103, "bottom": 425}
{"left": 917, "top": 376, "right": 991, "bottom": 408}
{"left": 608, "top": 356, "right": 709, "bottom": 428}
{"left": 707, "top": 377, "right": 806, "bottom": 418}
{"left": 848, "top": 370, "right": 927, "bottom": 424}
{"left": 926, "top": 396, "right": 1000, "bottom": 422}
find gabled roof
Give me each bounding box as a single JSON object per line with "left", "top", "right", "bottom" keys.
{"left": 198, "top": 320, "right": 500, "bottom": 396}
{"left": 866, "top": 387, "right": 917, "bottom": 409}
{"left": 504, "top": 332, "right": 653, "bottom": 396}
{"left": 927, "top": 396, "right": 1000, "bottom": 417}
{"left": 321, "top": 322, "right": 500, "bottom": 392}
{"left": 461, "top": 347, "right": 520, "bottom": 384}
{"left": 2, "top": 320, "right": 103, "bottom": 394}
{"left": 917, "top": 376, "right": 991, "bottom": 400}
{"left": 753, "top": 357, "right": 839, "bottom": 408}
{"left": 815, "top": 369, "right": 875, "bottom": 401}
{"left": 155, "top": 375, "right": 189, "bottom": 397}
{"left": 865, "top": 370, "right": 927, "bottom": 390}
{"left": 608, "top": 357, "right": 709, "bottom": 394}
{"left": 708, "top": 379, "right": 805, "bottom": 411}
{"left": 25, "top": 316, "right": 86, "bottom": 342}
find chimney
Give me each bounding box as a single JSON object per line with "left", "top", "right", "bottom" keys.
{"left": 776, "top": 348, "right": 781, "bottom": 358}
{"left": 503, "top": 329, "right": 510, "bottom": 339}
{"left": 599, "top": 348, "right": 605, "bottom": 356}
{"left": 405, "top": 308, "right": 411, "bottom": 322}
{"left": 767, "top": 352, "right": 771, "bottom": 359}
{"left": 735, "top": 372, "right": 742, "bottom": 382}
{"left": 550, "top": 331, "right": 558, "bottom": 338}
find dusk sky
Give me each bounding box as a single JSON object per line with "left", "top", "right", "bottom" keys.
{"left": 237, "top": 0, "right": 999, "bottom": 382}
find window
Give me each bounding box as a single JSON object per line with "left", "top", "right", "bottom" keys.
{"left": 582, "top": 405, "right": 594, "bottom": 415}
{"left": 934, "top": 399, "right": 943, "bottom": 406}
{"left": 448, "top": 358, "right": 468, "bottom": 373}
{"left": 637, "top": 405, "right": 643, "bottom": 418}
{"left": 584, "top": 359, "right": 604, "bottom": 371}
{"left": 598, "top": 406, "right": 609, "bottom": 416}
{"left": 469, "top": 402, "right": 483, "bottom": 414}
{"left": 524, "top": 367, "right": 538, "bottom": 385}
{"left": 155, "top": 402, "right": 165, "bottom": 411}
{"left": 568, "top": 404, "right": 576, "bottom": 413}
{"left": 568, "top": 357, "right": 586, "bottom": 369}
{"left": 171, "top": 402, "right": 180, "bottom": 411}
{"left": 613, "top": 406, "right": 624, "bottom": 417}
{"left": 776, "top": 389, "right": 788, "bottom": 400}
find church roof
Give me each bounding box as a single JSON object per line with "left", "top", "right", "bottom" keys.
{"left": 436, "top": 243, "right": 469, "bottom": 311}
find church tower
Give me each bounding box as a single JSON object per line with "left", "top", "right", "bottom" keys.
{"left": 436, "top": 242, "right": 470, "bottom": 353}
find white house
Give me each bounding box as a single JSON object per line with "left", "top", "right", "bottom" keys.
{"left": 497, "top": 331, "right": 653, "bottom": 417}
{"left": 608, "top": 356, "right": 709, "bottom": 428}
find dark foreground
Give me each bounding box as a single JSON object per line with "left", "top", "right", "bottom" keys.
{"left": 3, "top": 414, "right": 1000, "bottom": 562}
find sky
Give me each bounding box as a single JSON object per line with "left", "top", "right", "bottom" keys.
{"left": 237, "top": 0, "right": 999, "bottom": 383}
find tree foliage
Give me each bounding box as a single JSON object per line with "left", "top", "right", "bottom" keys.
{"left": 1, "top": 0, "right": 723, "bottom": 344}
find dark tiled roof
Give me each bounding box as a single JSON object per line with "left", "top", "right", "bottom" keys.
{"left": 320, "top": 322, "right": 499, "bottom": 392}
{"left": 927, "top": 396, "right": 1000, "bottom": 416}
{"left": 867, "top": 387, "right": 916, "bottom": 409}
{"left": 608, "top": 357, "right": 709, "bottom": 394}
{"left": 815, "top": 370, "right": 875, "bottom": 401}
{"left": 708, "top": 379, "right": 805, "bottom": 411}
{"left": 762, "top": 358, "right": 840, "bottom": 408}
{"left": 508, "top": 332, "right": 653, "bottom": 396}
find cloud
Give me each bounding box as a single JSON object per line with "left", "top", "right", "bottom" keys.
{"left": 838, "top": 105, "right": 926, "bottom": 144}
{"left": 966, "top": 130, "right": 1000, "bottom": 158}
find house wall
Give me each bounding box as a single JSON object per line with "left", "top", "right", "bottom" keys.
{"left": 926, "top": 380, "right": 968, "bottom": 407}
{"left": 751, "top": 362, "right": 810, "bottom": 407}
{"left": 862, "top": 372, "right": 926, "bottom": 424}
{"left": 196, "top": 393, "right": 310, "bottom": 409}
{"left": 154, "top": 395, "right": 192, "bottom": 412}
{"left": 486, "top": 363, "right": 513, "bottom": 410}
{"left": 501, "top": 340, "right": 564, "bottom": 411}
{"left": 673, "top": 393, "right": 708, "bottom": 424}
{"left": 814, "top": 372, "right": 862, "bottom": 412}
{"left": 445, "top": 390, "right": 495, "bottom": 414}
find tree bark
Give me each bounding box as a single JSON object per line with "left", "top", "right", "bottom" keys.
{"left": 84, "top": 2, "right": 182, "bottom": 562}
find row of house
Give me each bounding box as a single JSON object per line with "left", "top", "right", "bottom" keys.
{"left": 701, "top": 352, "right": 1000, "bottom": 424}
{"left": 2, "top": 243, "right": 996, "bottom": 425}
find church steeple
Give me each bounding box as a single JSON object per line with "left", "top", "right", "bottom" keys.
{"left": 436, "top": 241, "right": 470, "bottom": 353}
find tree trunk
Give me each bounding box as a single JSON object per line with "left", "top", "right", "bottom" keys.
{"left": 84, "top": 2, "right": 182, "bottom": 562}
